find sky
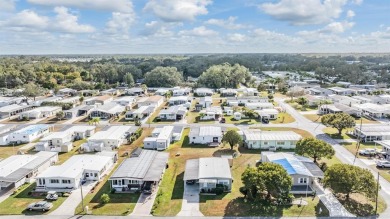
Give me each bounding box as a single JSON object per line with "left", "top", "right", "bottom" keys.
{"left": 0, "top": 0, "right": 389, "bottom": 54}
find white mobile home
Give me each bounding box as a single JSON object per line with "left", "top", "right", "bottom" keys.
{"left": 126, "top": 87, "right": 146, "bottom": 96}
{"left": 194, "top": 88, "right": 213, "bottom": 97}
{"left": 101, "top": 89, "right": 119, "bottom": 96}
{"left": 0, "top": 151, "right": 58, "bottom": 191}
{"left": 8, "top": 125, "right": 50, "bottom": 144}
{"left": 83, "top": 126, "right": 135, "bottom": 151}
{"left": 0, "top": 104, "right": 33, "bottom": 119}
{"left": 200, "top": 107, "right": 223, "bottom": 120}
{"left": 158, "top": 105, "right": 187, "bottom": 121}
{"left": 0, "top": 124, "right": 18, "bottom": 145}
{"left": 143, "top": 126, "right": 174, "bottom": 150}
{"left": 125, "top": 105, "right": 155, "bottom": 121}
{"left": 245, "top": 102, "right": 274, "bottom": 110}
{"left": 199, "top": 96, "right": 212, "bottom": 108}
{"left": 112, "top": 96, "right": 136, "bottom": 108}
{"left": 353, "top": 124, "right": 390, "bottom": 142}
{"left": 137, "top": 96, "right": 164, "bottom": 108}
{"left": 89, "top": 103, "right": 125, "bottom": 119}
{"left": 35, "top": 154, "right": 114, "bottom": 192}
{"left": 19, "top": 106, "right": 61, "bottom": 120}
{"left": 183, "top": 157, "right": 232, "bottom": 193}
{"left": 168, "top": 96, "right": 189, "bottom": 106}
{"left": 243, "top": 130, "right": 301, "bottom": 150}
{"left": 57, "top": 88, "right": 77, "bottom": 97}
{"left": 189, "top": 126, "right": 223, "bottom": 146}
{"left": 173, "top": 88, "right": 190, "bottom": 96}
{"left": 85, "top": 95, "right": 113, "bottom": 105}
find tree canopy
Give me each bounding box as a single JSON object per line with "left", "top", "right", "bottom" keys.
{"left": 295, "top": 137, "right": 335, "bottom": 163}
{"left": 197, "top": 63, "right": 252, "bottom": 88}
{"left": 321, "top": 113, "right": 356, "bottom": 135}
{"left": 19, "top": 82, "right": 46, "bottom": 102}
{"left": 242, "top": 163, "right": 292, "bottom": 200}
{"left": 323, "top": 164, "right": 378, "bottom": 200}
{"left": 144, "top": 66, "right": 183, "bottom": 87}
{"left": 222, "top": 130, "right": 242, "bottom": 150}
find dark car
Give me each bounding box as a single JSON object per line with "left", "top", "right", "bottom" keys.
{"left": 186, "top": 180, "right": 196, "bottom": 185}
{"left": 262, "top": 118, "right": 269, "bottom": 124}
{"left": 220, "top": 117, "right": 226, "bottom": 123}
{"left": 142, "top": 181, "right": 153, "bottom": 194}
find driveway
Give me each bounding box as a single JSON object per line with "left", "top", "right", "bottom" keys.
{"left": 177, "top": 183, "right": 203, "bottom": 216}
{"left": 130, "top": 187, "right": 159, "bottom": 216}
{"left": 49, "top": 181, "right": 96, "bottom": 216}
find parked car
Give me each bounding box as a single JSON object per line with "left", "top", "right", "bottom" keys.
{"left": 45, "top": 191, "right": 58, "bottom": 201}
{"left": 26, "top": 201, "right": 53, "bottom": 211}
{"left": 376, "top": 160, "right": 390, "bottom": 168}
{"left": 358, "top": 148, "right": 376, "bottom": 156}
{"left": 142, "top": 181, "right": 153, "bottom": 194}
{"left": 262, "top": 118, "right": 269, "bottom": 124}
{"left": 186, "top": 180, "right": 195, "bottom": 185}
{"left": 220, "top": 117, "right": 226, "bottom": 123}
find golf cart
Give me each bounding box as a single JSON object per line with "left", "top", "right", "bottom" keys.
{"left": 46, "top": 191, "right": 59, "bottom": 201}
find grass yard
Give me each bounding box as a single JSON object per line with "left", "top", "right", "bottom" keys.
{"left": 152, "top": 129, "right": 239, "bottom": 216}
{"left": 74, "top": 128, "right": 153, "bottom": 215}
{"left": 148, "top": 102, "right": 168, "bottom": 124}
{"left": 111, "top": 114, "right": 134, "bottom": 124}
{"left": 336, "top": 193, "right": 386, "bottom": 216}
{"left": 270, "top": 112, "right": 296, "bottom": 124}
{"left": 323, "top": 127, "right": 355, "bottom": 139}
{"left": 0, "top": 144, "right": 27, "bottom": 159}
{"left": 37, "top": 117, "right": 67, "bottom": 124}
{"left": 0, "top": 183, "right": 67, "bottom": 215}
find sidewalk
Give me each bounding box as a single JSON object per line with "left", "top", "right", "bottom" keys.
{"left": 130, "top": 191, "right": 158, "bottom": 216}
{"left": 312, "top": 180, "right": 354, "bottom": 217}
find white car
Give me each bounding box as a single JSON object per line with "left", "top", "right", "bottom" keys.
{"left": 27, "top": 201, "right": 53, "bottom": 211}
{"left": 358, "top": 148, "right": 376, "bottom": 156}
{"left": 45, "top": 191, "right": 58, "bottom": 201}
{"left": 376, "top": 160, "right": 390, "bottom": 168}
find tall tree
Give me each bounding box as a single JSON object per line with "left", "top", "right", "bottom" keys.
{"left": 123, "top": 73, "right": 135, "bottom": 88}
{"left": 321, "top": 113, "right": 356, "bottom": 135}
{"left": 222, "top": 130, "right": 242, "bottom": 150}
{"left": 197, "top": 63, "right": 252, "bottom": 88}
{"left": 242, "top": 163, "right": 292, "bottom": 200}
{"left": 144, "top": 66, "right": 183, "bottom": 87}
{"left": 323, "top": 164, "right": 378, "bottom": 200}
{"left": 295, "top": 137, "right": 335, "bottom": 163}
{"left": 20, "top": 82, "right": 46, "bottom": 103}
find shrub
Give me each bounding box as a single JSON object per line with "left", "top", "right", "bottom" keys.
{"left": 111, "top": 188, "right": 116, "bottom": 194}
{"left": 215, "top": 187, "right": 224, "bottom": 195}
{"left": 100, "top": 193, "right": 110, "bottom": 205}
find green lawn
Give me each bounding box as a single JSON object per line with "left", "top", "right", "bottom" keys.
{"left": 0, "top": 143, "right": 28, "bottom": 159}
{"left": 323, "top": 127, "right": 355, "bottom": 139}
{"left": 341, "top": 142, "right": 378, "bottom": 159}
{"left": 0, "top": 183, "right": 67, "bottom": 215}
{"left": 270, "top": 112, "right": 296, "bottom": 124}
{"left": 186, "top": 111, "right": 216, "bottom": 124}
{"left": 224, "top": 115, "right": 259, "bottom": 125}
{"left": 304, "top": 115, "right": 379, "bottom": 124}
{"left": 254, "top": 127, "right": 313, "bottom": 138}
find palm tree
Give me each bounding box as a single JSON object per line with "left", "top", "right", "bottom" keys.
{"left": 56, "top": 111, "right": 65, "bottom": 120}
{"left": 88, "top": 117, "right": 100, "bottom": 125}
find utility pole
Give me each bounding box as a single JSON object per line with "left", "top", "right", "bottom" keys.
{"left": 353, "top": 118, "right": 363, "bottom": 165}
{"left": 80, "top": 181, "right": 84, "bottom": 212}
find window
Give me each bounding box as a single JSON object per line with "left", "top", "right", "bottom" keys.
{"left": 263, "top": 141, "right": 268, "bottom": 145}
{"left": 62, "top": 180, "right": 71, "bottom": 184}
{"left": 299, "top": 178, "right": 308, "bottom": 184}
{"left": 94, "top": 173, "right": 98, "bottom": 177}
{"left": 85, "top": 173, "right": 89, "bottom": 177}
{"left": 50, "top": 179, "right": 59, "bottom": 184}
{"left": 113, "top": 180, "right": 118, "bottom": 185}
{"left": 193, "top": 137, "right": 195, "bottom": 139}
{"left": 277, "top": 141, "right": 285, "bottom": 145}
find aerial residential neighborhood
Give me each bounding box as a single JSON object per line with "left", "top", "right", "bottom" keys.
{"left": 1, "top": 0, "right": 390, "bottom": 218}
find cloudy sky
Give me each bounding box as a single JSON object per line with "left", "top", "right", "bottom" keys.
{"left": 0, "top": 0, "right": 389, "bottom": 54}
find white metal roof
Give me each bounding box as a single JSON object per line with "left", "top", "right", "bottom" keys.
{"left": 157, "top": 126, "right": 174, "bottom": 141}
{"left": 37, "top": 154, "right": 111, "bottom": 179}
{"left": 184, "top": 157, "right": 232, "bottom": 180}
{"left": 88, "top": 126, "right": 131, "bottom": 141}
{"left": 243, "top": 130, "right": 301, "bottom": 141}
{"left": 0, "top": 104, "right": 30, "bottom": 113}
{"left": 192, "top": 126, "right": 222, "bottom": 137}
{"left": 356, "top": 124, "right": 390, "bottom": 136}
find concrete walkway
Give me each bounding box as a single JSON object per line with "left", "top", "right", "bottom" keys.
{"left": 130, "top": 190, "right": 159, "bottom": 216}
{"left": 0, "top": 187, "right": 14, "bottom": 204}
{"left": 312, "top": 180, "right": 354, "bottom": 217}
{"left": 49, "top": 181, "right": 96, "bottom": 216}
{"left": 177, "top": 184, "right": 203, "bottom": 216}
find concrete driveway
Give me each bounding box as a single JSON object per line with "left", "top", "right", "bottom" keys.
{"left": 130, "top": 189, "right": 159, "bottom": 216}
{"left": 49, "top": 181, "right": 96, "bottom": 216}
{"left": 177, "top": 183, "right": 203, "bottom": 216}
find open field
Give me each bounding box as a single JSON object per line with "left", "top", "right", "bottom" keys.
{"left": 254, "top": 127, "right": 313, "bottom": 138}
{"left": 323, "top": 127, "right": 355, "bottom": 139}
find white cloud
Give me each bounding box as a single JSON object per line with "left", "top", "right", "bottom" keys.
{"left": 260, "top": 0, "right": 348, "bottom": 25}
{"left": 298, "top": 21, "right": 354, "bottom": 36}
{"left": 227, "top": 33, "right": 246, "bottom": 42}
{"left": 27, "top": 0, "right": 134, "bottom": 13}
{"left": 252, "top": 28, "right": 298, "bottom": 43}
{"left": 144, "top": 0, "right": 212, "bottom": 22}
{"left": 105, "top": 12, "right": 135, "bottom": 34}
{"left": 205, "top": 16, "right": 247, "bottom": 30}
{"left": 179, "top": 26, "right": 218, "bottom": 37}
{"left": 0, "top": 0, "right": 16, "bottom": 11}
{"left": 0, "top": 9, "right": 49, "bottom": 29}
{"left": 346, "top": 10, "right": 355, "bottom": 18}
{"left": 53, "top": 7, "right": 95, "bottom": 33}
{"left": 140, "top": 21, "right": 174, "bottom": 37}
{"left": 352, "top": 0, "right": 363, "bottom": 5}
{"left": 0, "top": 7, "right": 95, "bottom": 33}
